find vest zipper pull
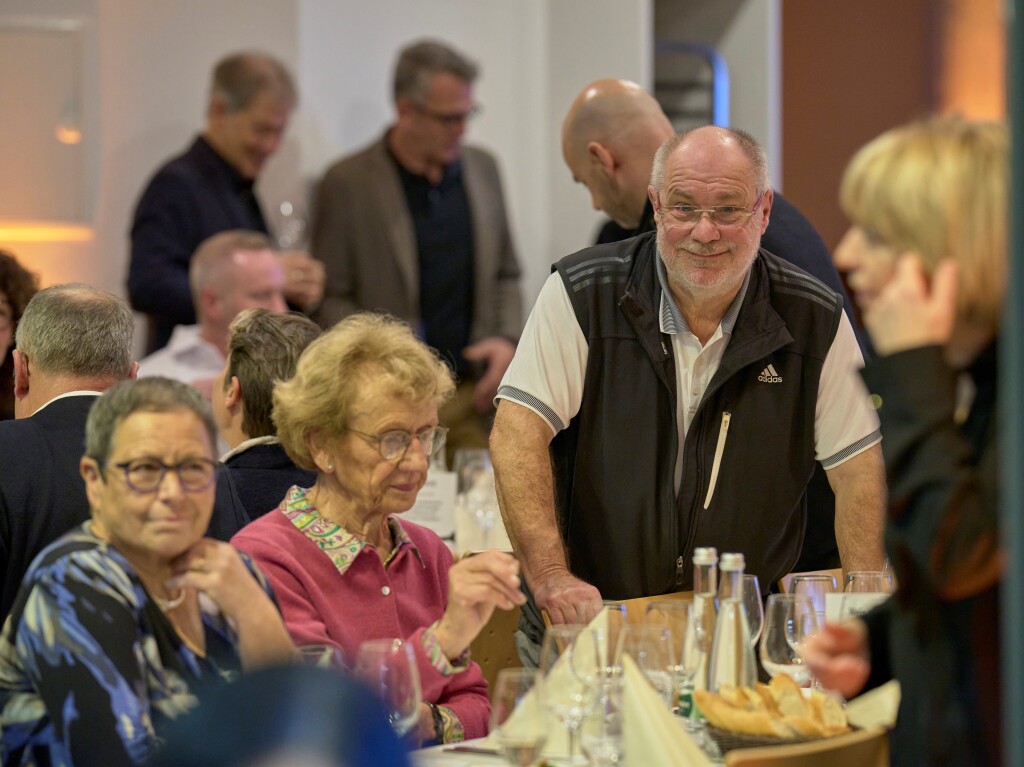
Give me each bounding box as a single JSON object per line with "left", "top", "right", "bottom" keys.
{"left": 676, "top": 555, "right": 685, "bottom": 586}
{"left": 661, "top": 339, "right": 669, "bottom": 357}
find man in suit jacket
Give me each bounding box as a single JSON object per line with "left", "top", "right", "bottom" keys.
{"left": 213, "top": 309, "right": 319, "bottom": 520}
{"left": 0, "top": 285, "right": 249, "bottom": 619}
{"left": 311, "top": 40, "right": 523, "bottom": 457}
{"left": 128, "top": 52, "right": 323, "bottom": 353}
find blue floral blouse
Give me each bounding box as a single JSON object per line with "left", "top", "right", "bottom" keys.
{"left": 0, "top": 523, "right": 274, "bottom": 766}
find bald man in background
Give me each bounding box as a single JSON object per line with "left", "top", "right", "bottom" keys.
{"left": 559, "top": 79, "right": 864, "bottom": 573}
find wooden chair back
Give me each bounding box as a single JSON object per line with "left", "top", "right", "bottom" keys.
{"left": 725, "top": 725, "right": 890, "bottom": 767}
{"left": 469, "top": 605, "right": 522, "bottom": 690}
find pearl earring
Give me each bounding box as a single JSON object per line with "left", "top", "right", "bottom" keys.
{"left": 326, "top": 463, "right": 334, "bottom": 471}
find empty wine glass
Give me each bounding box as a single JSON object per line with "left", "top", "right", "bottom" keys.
{"left": 452, "top": 448, "right": 492, "bottom": 494}
{"left": 844, "top": 570, "right": 894, "bottom": 593}
{"left": 353, "top": 638, "right": 422, "bottom": 739}
{"left": 789, "top": 573, "right": 837, "bottom": 627}
{"left": 644, "top": 599, "right": 703, "bottom": 721}
{"left": 741, "top": 574, "right": 764, "bottom": 645}
{"left": 490, "top": 667, "right": 548, "bottom": 767}
{"left": 297, "top": 643, "right": 346, "bottom": 670}
{"left": 759, "top": 593, "right": 816, "bottom": 686}
{"left": 580, "top": 675, "right": 624, "bottom": 767}
{"left": 614, "top": 624, "right": 675, "bottom": 707}
{"left": 539, "top": 625, "right": 599, "bottom": 766}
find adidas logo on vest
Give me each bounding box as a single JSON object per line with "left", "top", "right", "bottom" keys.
{"left": 758, "top": 364, "right": 783, "bottom": 383}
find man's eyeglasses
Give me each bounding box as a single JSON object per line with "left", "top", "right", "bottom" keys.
{"left": 348, "top": 425, "right": 449, "bottom": 462}
{"left": 414, "top": 104, "right": 481, "bottom": 128}
{"left": 110, "top": 458, "right": 220, "bottom": 494}
{"left": 658, "top": 191, "right": 766, "bottom": 228}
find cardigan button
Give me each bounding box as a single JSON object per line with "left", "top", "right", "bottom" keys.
{"left": 381, "top": 586, "right": 392, "bottom": 596}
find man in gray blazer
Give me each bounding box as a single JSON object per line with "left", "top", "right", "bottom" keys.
{"left": 310, "top": 39, "right": 523, "bottom": 457}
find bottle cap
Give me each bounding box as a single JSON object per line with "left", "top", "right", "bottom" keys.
{"left": 720, "top": 552, "right": 745, "bottom": 571}
{"left": 693, "top": 547, "right": 718, "bottom": 565}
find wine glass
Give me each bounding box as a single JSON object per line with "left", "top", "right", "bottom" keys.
{"left": 789, "top": 573, "right": 837, "bottom": 626}
{"left": 740, "top": 574, "right": 764, "bottom": 645}
{"left": 614, "top": 624, "right": 675, "bottom": 707}
{"left": 644, "top": 600, "right": 703, "bottom": 720}
{"left": 580, "top": 675, "right": 624, "bottom": 766}
{"left": 844, "top": 570, "right": 894, "bottom": 593}
{"left": 759, "top": 594, "right": 816, "bottom": 686}
{"left": 539, "top": 625, "right": 600, "bottom": 765}
{"left": 490, "top": 668, "right": 548, "bottom": 766}
{"left": 452, "top": 448, "right": 492, "bottom": 494}
{"left": 353, "top": 638, "right": 422, "bottom": 738}
{"left": 297, "top": 643, "right": 346, "bottom": 670}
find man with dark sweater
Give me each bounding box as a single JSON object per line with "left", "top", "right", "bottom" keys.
{"left": 213, "top": 309, "right": 319, "bottom": 519}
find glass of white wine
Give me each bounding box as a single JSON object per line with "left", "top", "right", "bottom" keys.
{"left": 490, "top": 667, "right": 547, "bottom": 767}
{"left": 759, "top": 594, "right": 816, "bottom": 686}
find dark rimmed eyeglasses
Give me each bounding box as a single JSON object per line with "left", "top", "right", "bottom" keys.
{"left": 109, "top": 457, "right": 221, "bottom": 494}
{"left": 658, "top": 190, "right": 767, "bottom": 227}
{"left": 347, "top": 425, "right": 449, "bottom": 462}
{"left": 414, "top": 104, "right": 481, "bottom": 127}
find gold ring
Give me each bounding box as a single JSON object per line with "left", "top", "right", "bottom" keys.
{"left": 193, "top": 557, "right": 207, "bottom": 572}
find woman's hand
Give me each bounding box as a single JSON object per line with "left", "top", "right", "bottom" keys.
{"left": 800, "top": 620, "right": 872, "bottom": 699}
{"left": 864, "top": 254, "right": 958, "bottom": 356}
{"left": 169, "top": 539, "right": 296, "bottom": 668}
{"left": 433, "top": 550, "right": 526, "bottom": 661}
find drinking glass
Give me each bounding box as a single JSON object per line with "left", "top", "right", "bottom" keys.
{"left": 614, "top": 624, "right": 675, "bottom": 707}
{"left": 490, "top": 668, "right": 548, "bottom": 767}
{"left": 297, "top": 643, "right": 346, "bottom": 670}
{"left": 452, "top": 448, "right": 492, "bottom": 494}
{"left": 844, "top": 570, "right": 894, "bottom": 593}
{"left": 580, "top": 676, "right": 624, "bottom": 766}
{"left": 353, "top": 638, "right": 422, "bottom": 738}
{"left": 644, "top": 599, "right": 703, "bottom": 724}
{"left": 741, "top": 574, "right": 764, "bottom": 645}
{"left": 539, "top": 625, "right": 599, "bottom": 765}
{"left": 789, "top": 573, "right": 837, "bottom": 627}
{"left": 759, "top": 594, "right": 816, "bottom": 686}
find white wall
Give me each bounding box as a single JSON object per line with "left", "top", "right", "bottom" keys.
{"left": 1, "top": 0, "right": 652, "bottom": 327}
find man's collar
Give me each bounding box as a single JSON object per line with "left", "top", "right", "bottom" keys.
{"left": 31, "top": 390, "right": 102, "bottom": 417}
{"left": 220, "top": 435, "right": 279, "bottom": 463}
{"left": 655, "top": 253, "right": 752, "bottom": 337}
{"left": 195, "top": 135, "right": 254, "bottom": 192}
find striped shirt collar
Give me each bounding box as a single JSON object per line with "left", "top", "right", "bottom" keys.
{"left": 655, "top": 250, "right": 753, "bottom": 337}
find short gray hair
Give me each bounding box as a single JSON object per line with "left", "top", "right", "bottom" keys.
{"left": 650, "top": 127, "right": 769, "bottom": 196}
{"left": 85, "top": 377, "right": 217, "bottom": 466}
{"left": 15, "top": 284, "right": 134, "bottom": 379}
{"left": 393, "top": 40, "right": 478, "bottom": 104}
{"left": 210, "top": 52, "right": 297, "bottom": 112}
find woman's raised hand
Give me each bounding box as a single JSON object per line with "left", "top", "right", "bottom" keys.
{"left": 433, "top": 550, "right": 526, "bottom": 661}
{"left": 169, "top": 539, "right": 271, "bottom": 621}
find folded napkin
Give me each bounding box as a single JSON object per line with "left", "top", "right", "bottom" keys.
{"left": 483, "top": 609, "right": 609, "bottom": 759}
{"left": 845, "top": 679, "right": 901, "bottom": 730}
{"left": 621, "top": 654, "right": 714, "bottom": 767}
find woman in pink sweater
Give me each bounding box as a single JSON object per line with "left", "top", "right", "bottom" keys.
{"left": 232, "top": 313, "right": 524, "bottom": 745}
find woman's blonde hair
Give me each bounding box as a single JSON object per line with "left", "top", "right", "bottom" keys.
{"left": 840, "top": 116, "right": 1007, "bottom": 332}
{"left": 273, "top": 313, "right": 455, "bottom": 471}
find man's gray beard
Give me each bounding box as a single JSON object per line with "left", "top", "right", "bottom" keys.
{"left": 656, "top": 237, "right": 759, "bottom": 300}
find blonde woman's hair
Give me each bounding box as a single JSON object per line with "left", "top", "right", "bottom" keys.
{"left": 273, "top": 313, "right": 455, "bottom": 472}
{"left": 840, "top": 116, "right": 1007, "bottom": 332}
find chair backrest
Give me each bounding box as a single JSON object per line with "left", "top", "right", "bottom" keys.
{"left": 469, "top": 605, "right": 522, "bottom": 690}
{"left": 725, "top": 725, "right": 890, "bottom": 767}
{"left": 777, "top": 568, "right": 843, "bottom": 594}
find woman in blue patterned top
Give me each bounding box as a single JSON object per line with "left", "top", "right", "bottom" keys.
{"left": 0, "top": 377, "right": 295, "bottom": 766}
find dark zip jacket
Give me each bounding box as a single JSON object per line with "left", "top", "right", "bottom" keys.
{"left": 548, "top": 232, "right": 846, "bottom": 599}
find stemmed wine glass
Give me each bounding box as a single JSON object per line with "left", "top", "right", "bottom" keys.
{"left": 789, "top": 573, "right": 837, "bottom": 626}
{"left": 740, "top": 574, "right": 764, "bottom": 645}
{"left": 759, "top": 594, "right": 817, "bottom": 686}
{"left": 614, "top": 624, "right": 676, "bottom": 707}
{"left": 539, "top": 624, "right": 600, "bottom": 766}
{"left": 844, "top": 570, "right": 894, "bottom": 593}
{"left": 297, "top": 643, "right": 346, "bottom": 670}
{"left": 643, "top": 600, "right": 703, "bottom": 711}
{"left": 354, "top": 638, "right": 422, "bottom": 739}
{"left": 490, "top": 667, "right": 548, "bottom": 766}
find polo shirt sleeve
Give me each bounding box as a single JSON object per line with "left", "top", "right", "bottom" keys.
{"left": 815, "top": 311, "right": 882, "bottom": 469}
{"left": 494, "top": 272, "right": 587, "bottom": 435}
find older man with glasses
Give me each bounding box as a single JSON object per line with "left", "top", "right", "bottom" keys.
{"left": 310, "top": 39, "right": 523, "bottom": 462}
{"left": 491, "top": 126, "right": 887, "bottom": 664}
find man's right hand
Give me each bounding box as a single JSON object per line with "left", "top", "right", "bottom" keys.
{"left": 532, "top": 570, "right": 602, "bottom": 625}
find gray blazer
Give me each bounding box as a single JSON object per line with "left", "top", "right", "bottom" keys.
{"left": 310, "top": 133, "right": 523, "bottom": 342}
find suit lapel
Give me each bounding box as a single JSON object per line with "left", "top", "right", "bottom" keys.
{"left": 369, "top": 139, "right": 419, "bottom": 311}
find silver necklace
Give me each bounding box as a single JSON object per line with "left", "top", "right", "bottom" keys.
{"left": 154, "top": 590, "right": 186, "bottom": 611}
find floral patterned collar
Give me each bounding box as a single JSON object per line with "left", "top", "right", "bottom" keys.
{"left": 277, "top": 485, "right": 422, "bottom": 576}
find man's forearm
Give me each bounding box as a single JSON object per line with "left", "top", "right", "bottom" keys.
{"left": 829, "top": 444, "right": 887, "bottom": 571}
{"left": 490, "top": 402, "right": 567, "bottom": 583}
